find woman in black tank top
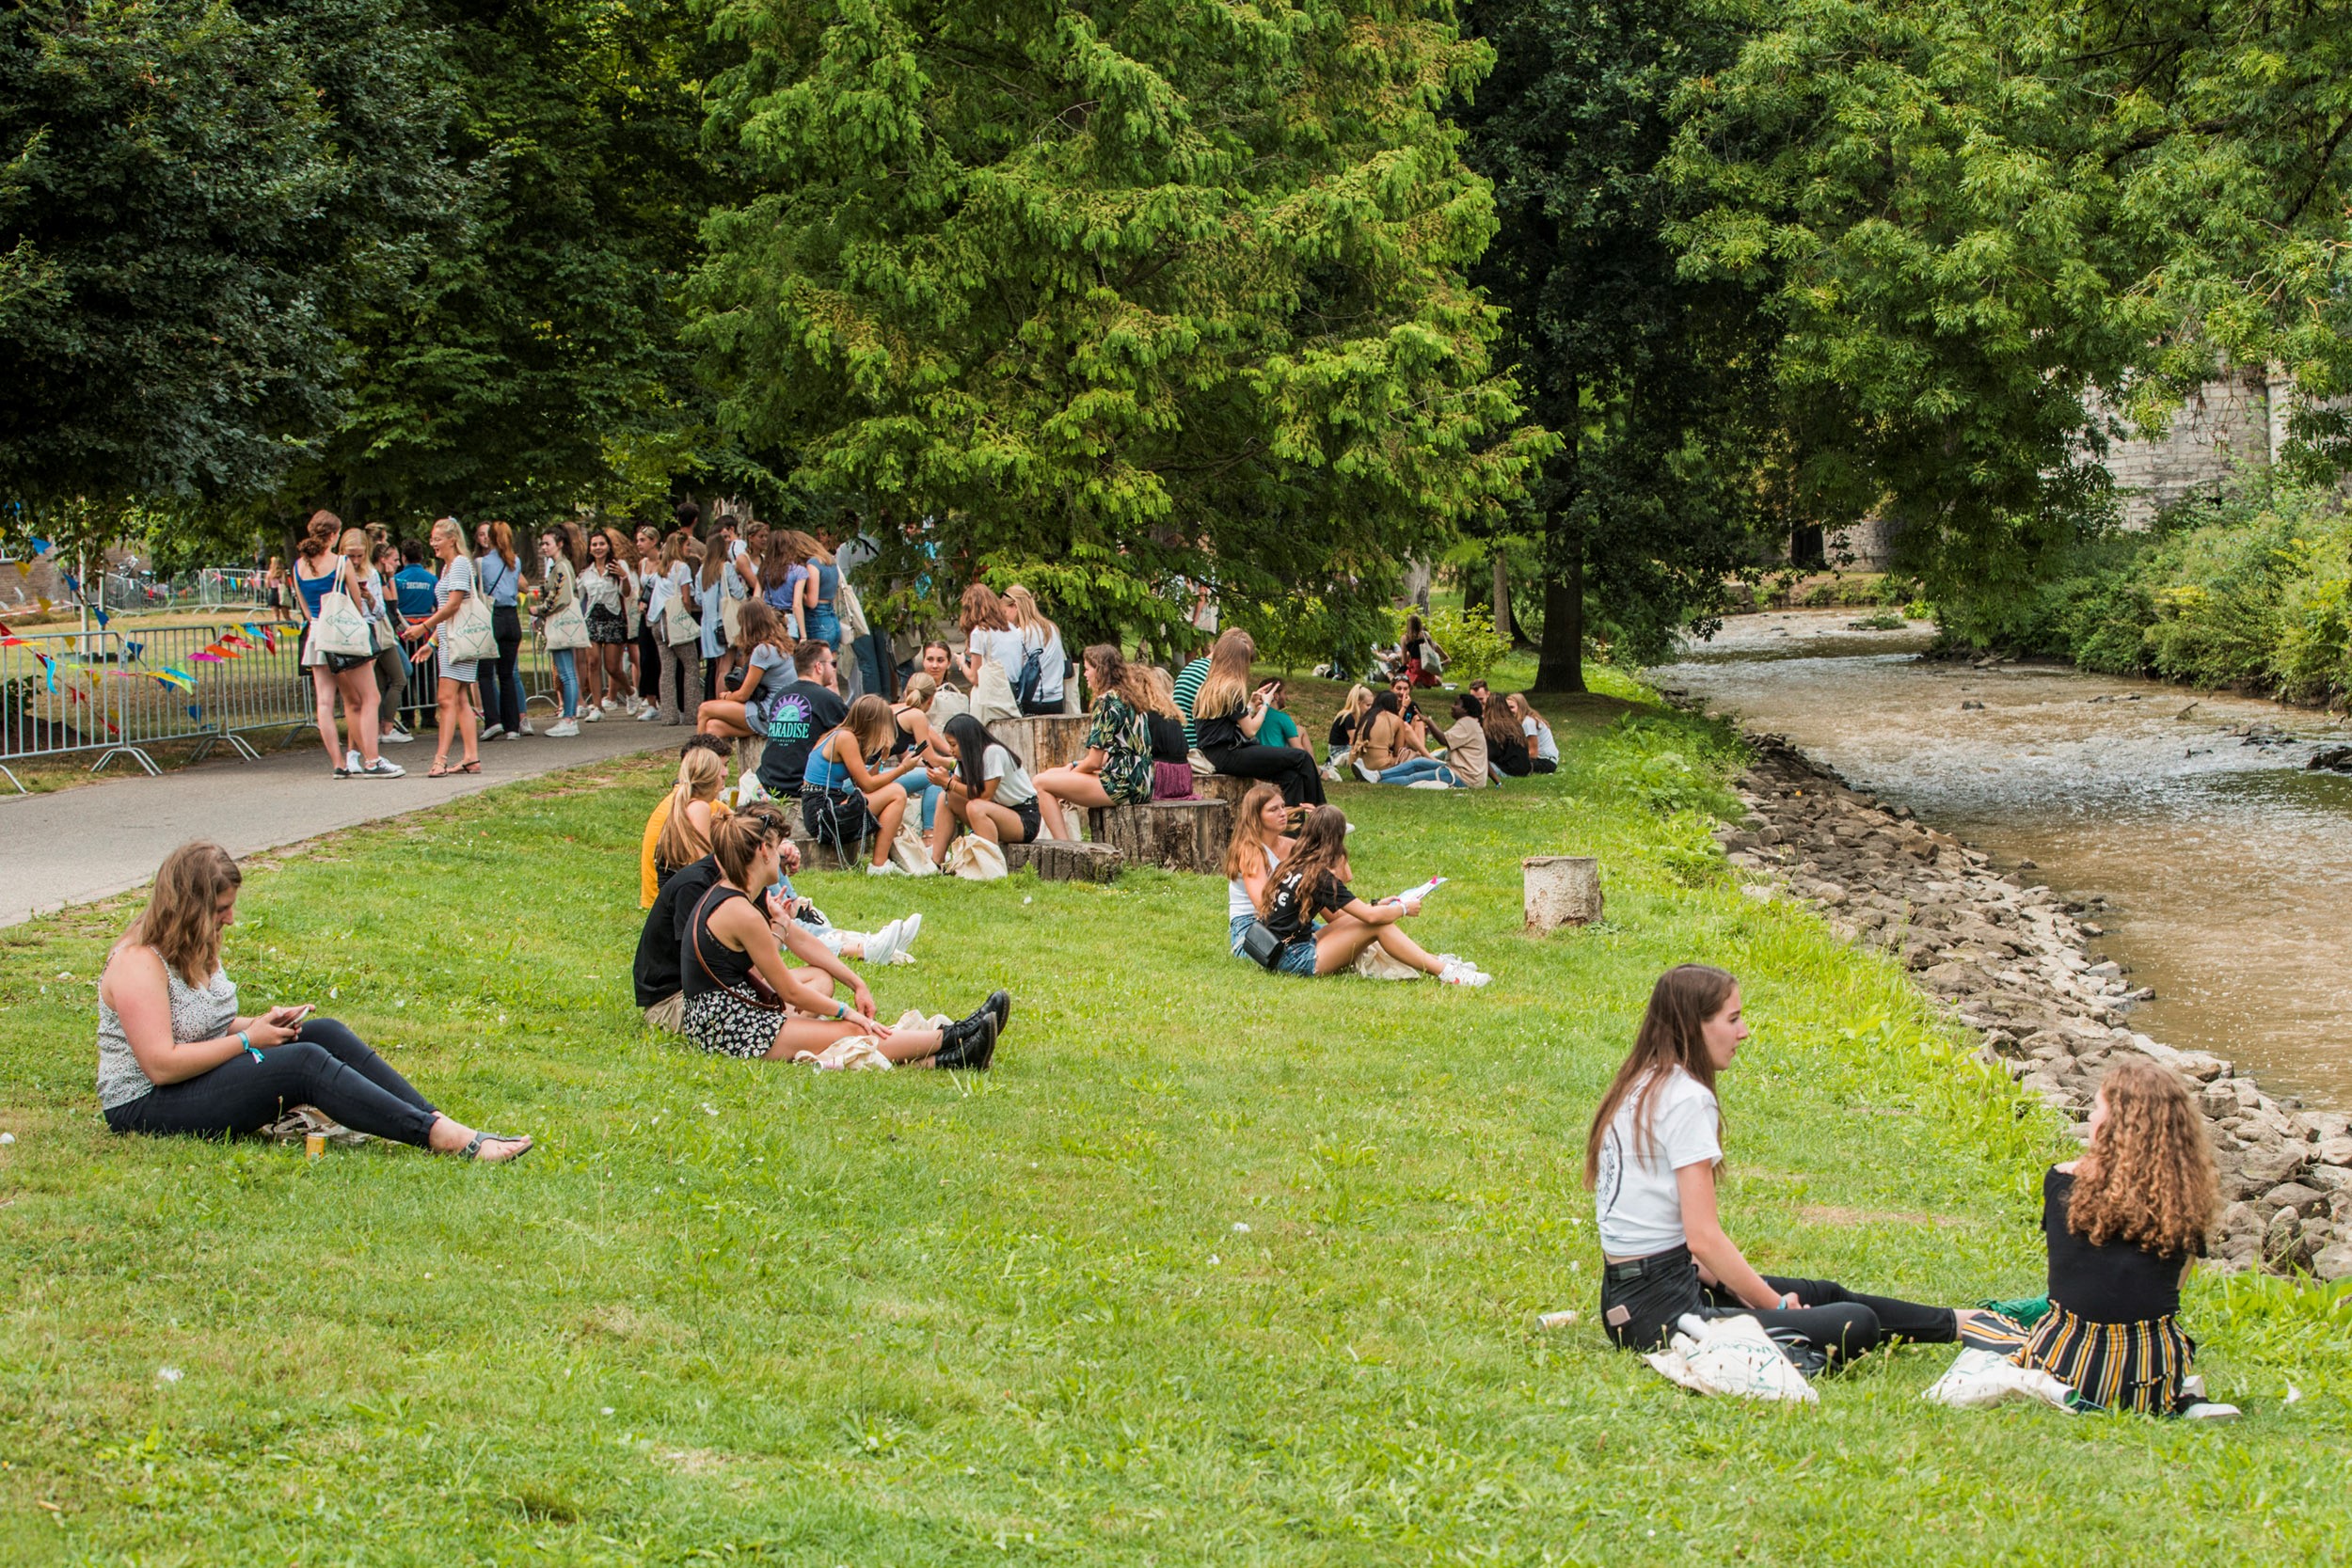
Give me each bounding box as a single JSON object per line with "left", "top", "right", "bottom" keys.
{"left": 681, "top": 812, "right": 1008, "bottom": 1069}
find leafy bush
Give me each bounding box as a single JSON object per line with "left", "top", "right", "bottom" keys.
{"left": 1417, "top": 605, "right": 1513, "bottom": 683}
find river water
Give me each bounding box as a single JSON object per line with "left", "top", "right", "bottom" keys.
{"left": 1652, "top": 610, "right": 2352, "bottom": 1105}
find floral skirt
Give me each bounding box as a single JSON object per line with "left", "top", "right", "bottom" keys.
{"left": 681, "top": 990, "right": 782, "bottom": 1059}
{"left": 587, "top": 604, "right": 629, "bottom": 645}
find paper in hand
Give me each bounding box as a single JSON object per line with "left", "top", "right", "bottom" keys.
{"left": 1389, "top": 877, "right": 1447, "bottom": 905}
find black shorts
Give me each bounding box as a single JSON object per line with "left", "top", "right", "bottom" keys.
{"left": 802, "top": 785, "right": 877, "bottom": 847}
{"left": 1004, "top": 795, "right": 1041, "bottom": 843}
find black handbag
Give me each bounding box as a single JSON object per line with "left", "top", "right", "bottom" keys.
{"left": 1238, "top": 919, "right": 1284, "bottom": 970}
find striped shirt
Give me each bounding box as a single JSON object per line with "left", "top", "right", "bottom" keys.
{"left": 1173, "top": 656, "right": 1210, "bottom": 749}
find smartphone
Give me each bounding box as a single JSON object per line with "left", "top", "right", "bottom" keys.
{"left": 282, "top": 1003, "right": 316, "bottom": 1023}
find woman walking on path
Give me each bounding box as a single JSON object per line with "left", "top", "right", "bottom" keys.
{"left": 398, "top": 516, "right": 484, "bottom": 776}
{"left": 290, "top": 512, "right": 396, "bottom": 780}
{"left": 682, "top": 815, "right": 1003, "bottom": 1068}
{"left": 1589, "top": 964, "right": 1984, "bottom": 1367}
{"left": 533, "top": 526, "right": 586, "bottom": 737}
{"left": 97, "top": 842, "right": 530, "bottom": 1161}
{"left": 579, "top": 527, "right": 637, "bottom": 719}
{"left": 473, "top": 521, "right": 529, "bottom": 741}
{"left": 1033, "top": 645, "right": 1156, "bottom": 841}
{"left": 1189, "top": 629, "right": 1326, "bottom": 807}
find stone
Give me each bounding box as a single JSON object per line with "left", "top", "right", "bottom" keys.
{"left": 2238, "top": 1143, "right": 2310, "bottom": 1188}
{"left": 1523, "top": 856, "right": 1604, "bottom": 932}
{"left": 1921, "top": 960, "right": 1988, "bottom": 994}
{"left": 2264, "top": 1182, "right": 2328, "bottom": 1218}
{"left": 2264, "top": 1208, "right": 2316, "bottom": 1271}
{"left": 2317, "top": 1134, "right": 2352, "bottom": 1166}
{"left": 2313, "top": 1243, "right": 2352, "bottom": 1283}
{"left": 2308, "top": 1164, "right": 2352, "bottom": 1193}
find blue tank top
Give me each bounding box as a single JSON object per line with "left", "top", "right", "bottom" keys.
{"left": 802, "top": 730, "right": 854, "bottom": 791}
{"left": 294, "top": 559, "right": 340, "bottom": 616}
{"left": 812, "top": 562, "right": 837, "bottom": 608}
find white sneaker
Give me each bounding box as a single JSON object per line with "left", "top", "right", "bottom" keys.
{"left": 345, "top": 747, "right": 362, "bottom": 773}
{"left": 1406, "top": 779, "right": 1454, "bottom": 790}
{"left": 518, "top": 719, "right": 535, "bottom": 736}
{"left": 1354, "top": 760, "right": 1380, "bottom": 783}
{"left": 2183, "top": 1402, "right": 2241, "bottom": 1421}
{"left": 863, "top": 919, "right": 904, "bottom": 967}
{"left": 600, "top": 697, "right": 620, "bottom": 712}
{"left": 501, "top": 727, "right": 526, "bottom": 740}
{"left": 1438, "top": 959, "right": 1490, "bottom": 988}
{"left": 360, "top": 758, "right": 405, "bottom": 778}
{"left": 637, "top": 706, "right": 663, "bottom": 721}
{"left": 866, "top": 861, "right": 906, "bottom": 877}
{"left": 380, "top": 726, "right": 413, "bottom": 745}
{"left": 1320, "top": 765, "right": 1343, "bottom": 783}
{"left": 897, "top": 911, "right": 922, "bottom": 959}
{"left": 580, "top": 705, "right": 602, "bottom": 722}
{"left": 547, "top": 719, "right": 580, "bottom": 737}
{"left": 481, "top": 724, "right": 506, "bottom": 740}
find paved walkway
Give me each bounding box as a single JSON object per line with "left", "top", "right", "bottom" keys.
{"left": 1, "top": 716, "right": 688, "bottom": 927}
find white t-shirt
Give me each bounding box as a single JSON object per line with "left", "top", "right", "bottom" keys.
{"left": 1594, "top": 1066, "right": 1720, "bottom": 1257}
{"left": 1023, "top": 626, "right": 1065, "bottom": 701}
{"left": 968, "top": 627, "right": 1027, "bottom": 682}
{"left": 981, "top": 742, "right": 1036, "bottom": 806}
{"left": 1524, "top": 716, "right": 1559, "bottom": 764}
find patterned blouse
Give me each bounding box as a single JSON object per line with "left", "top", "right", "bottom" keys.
{"left": 1084, "top": 693, "right": 1152, "bottom": 806}
{"left": 96, "top": 951, "right": 238, "bottom": 1111}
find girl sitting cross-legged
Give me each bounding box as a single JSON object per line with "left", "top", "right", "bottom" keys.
{"left": 98, "top": 842, "right": 531, "bottom": 1161}
{"left": 802, "top": 694, "right": 928, "bottom": 873}
{"left": 682, "top": 815, "right": 1005, "bottom": 1068}
{"left": 1351, "top": 691, "right": 1461, "bottom": 787}
{"left": 1250, "top": 806, "right": 1489, "bottom": 985}
{"left": 925, "top": 713, "right": 1041, "bottom": 862}
{"left": 1589, "top": 963, "right": 1988, "bottom": 1370}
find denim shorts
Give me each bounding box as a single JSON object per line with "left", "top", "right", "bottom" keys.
{"left": 1227, "top": 913, "right": 1318, "bottom": 975}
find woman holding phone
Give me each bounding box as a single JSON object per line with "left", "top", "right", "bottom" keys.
{"left": 1188, "top": 629, "right": 1325, "bottom": 806}
{"left": 96, "top": 842, "right": 531, "bottom": 1159}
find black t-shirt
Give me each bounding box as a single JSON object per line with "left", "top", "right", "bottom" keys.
{"left": 1327, "top": 712, "right": 1357, "bottom": 747}
{"left": 2042, "top": 1167, "right": 2196, "bottom": 1323}
{"left": 1489, "top": 730, "right": 1531, "bottom": 775}
{"left": 753, "top": 680, "right": 850, "bottom": 797}
{"left": 1195, "top": 701, "right": 1250, "bottom": 754}
{"left": 1146, "top": 712, "right": 1188, "bottom": 764}
{"left": 634, "top": 857, "right": 722, "bottom": 1006}
{"left": 1263, "top": 866, "right": 1352, "bottom": 943}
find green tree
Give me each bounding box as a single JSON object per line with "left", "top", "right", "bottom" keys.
{"left": 691, "top": 0, "right": 1547, "bottom": 644}
{"left": 1457, "top": 0, "right": 1789, "bottom": 689}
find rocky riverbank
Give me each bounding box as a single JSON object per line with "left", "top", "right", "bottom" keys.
{"left": 1715, "top": 730, "right": 2352, "bottom": 1282}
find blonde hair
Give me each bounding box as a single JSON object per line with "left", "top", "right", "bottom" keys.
{"left": 1005, "top": 584, "right": 1057, "bottom": 646}
{"left": 1341, "top": 684, "right": 1375, "bottom": 734}
{"left": 119, "top": 841, "right": 242, "bottom": 984}
{"left": 1191, "top": 628, "right": 1258, "bottom": 725}
{"left": 840, "top": 693, "right": 898, "bottom": 758}
{"left": 655, "top": 750, "right": 727, "bottom": 869}
{"left": 1220, "top": 783, "right": 1288, "bottom": 880}
{"left": 898, "top": 673, "right": 938, "bottom": 710}
{"left": 1140, "top": 665, "right": 1181, "bottom": 720}
{"left": 2068, "top": 1058, "right": 2219, "bottom": 1258}
{"left": 431, "top": 515, "right": 473, "bottom": 561}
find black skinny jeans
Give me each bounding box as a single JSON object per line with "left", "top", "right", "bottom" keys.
{"left": 636, "top": 623, "right": 662, "bottom": 701}
{"left": 1204, "top": 743, "right": 1327, "bottom": 808}
{"left": 103, "top": 1019, "right": 439, "bottom": 1147}
{"left": 488, "top": 605, "right": 526, "bottom": 735}
{"left": 1598, "top": 1244, "right": 1955, "bottom": 1362}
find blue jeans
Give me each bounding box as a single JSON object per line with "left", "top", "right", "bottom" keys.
{"left": 550, "top": 648, "right": 580, "bottom": 718}
{"left": 851, "top": 630, "right": 891, "bottom": 701}
{"left": 807, "top": 605, "right": 841, "bottom": 647}
{"left": 1377, "top": 757, "right": 1459, "bottom": 787}
{"left": 918, "top": 780, "right": 944, "bottom": 832}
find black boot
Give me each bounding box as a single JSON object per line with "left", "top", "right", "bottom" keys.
{"left": 985, "top": 990, "right": 1012, "bottom": 1032}
{"left": 933, "top": 1010, "right": 998, "bottom": 1071}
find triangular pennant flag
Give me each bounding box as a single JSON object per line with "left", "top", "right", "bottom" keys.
{"left": 91, "top": 606, "right": 108, "bottom": 627}
{"left": 121, "top": 640, "right": 143, "bottom": 662}
{"left": 27, "top": 536, "right": 51, "bottom": 555}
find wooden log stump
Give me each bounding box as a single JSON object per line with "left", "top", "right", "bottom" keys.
{"left": 733, "top": 734, "right": 767, "bottom": 781}
{"left": 1086, "top": 798, "right": 1233, "bottom": 873}
{"left": 1005, "top": 839, "right": 1123, "bottom": 883}
{"left": 1190, "top": 770, "right": 1257, "bottom": 808}
{"left": 990, "top": 714, "right": 1093, "bottom": 776}
{"left": 1524, "top": 855, "right": 1602, "bottom": 931}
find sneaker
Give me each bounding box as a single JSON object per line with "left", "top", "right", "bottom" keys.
{"left": 862, "top": 919, "right": 904, "bottom": 967}
{"left": 501, "top": 727, "right": 526, "bottom": 740}
{"left": 345, "top": 747, "right": 362, "bottom": 773}
{"left": 360, "top": 758, "right": 405, "bottom": 777}
{"left": 866, "top": 860, "right": 907, "bottom": 877}
{"left": 1354, "top": 760, "right": 1379, "bottom": 783}
{"left": 600, "top": 697, "right": 620, "bottom": 711}
{"left": 380, "top": 726, "right": 413, "bottom": 745}
{"left": 1320, "top": 765, "right": 1343, "bottom": 783}
{"left": 1406, "top": 779, "right": 1454, "bottom": 790}
{"left": 518, "top": 719, "right": 535, "bottom": 736}
{"left": 547, "top": 719, "right": 580, "bottom": 737}
{"left": 481, "top": 723, "right": 506, "bottom": 740}
{"left": 580, "top": 705, "right": 602, "bottom": 722}
{"left": 1438, "top": 959, "right": 1491, "bottom": 988}
{"left": 637, "top": 706, "right": 663, "bottom": 721}
{"left": 2183, "top": 1402, "right": 2241, "bottom": 1421}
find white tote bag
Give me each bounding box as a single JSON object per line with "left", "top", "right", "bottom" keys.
{"left": 943, "top": 833, "right": 1008, "bottom": 881}
{"left": 443, "top": 564, "right": 499, "bottom": 664}
{"left": 543, "top": 595, "right": 589, "bottom": 651}
{"left": 662, "top": 583, "right": 703, "bottom": 646}
{"left": 313, "top": 568, "right": 376, "bottom": 659}
{"left": 970, "top": 656, "right": 1021, "bottom": 724}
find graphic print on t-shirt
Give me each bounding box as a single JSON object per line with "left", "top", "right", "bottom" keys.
{"left": 1594, "top": 1129, "right": 1624, "bottom": 1224}
{"left": 764, "top": 689, "right": 817, "bottom": 744}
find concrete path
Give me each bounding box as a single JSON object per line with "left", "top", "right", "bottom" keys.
{"left": 1, "top": 714, "right": 689, "bottom": 927}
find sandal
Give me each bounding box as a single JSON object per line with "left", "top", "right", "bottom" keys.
{"left": 461, "top": 1130, "right": 532, "bottom": 1162}
{"left": 458, "top": 760, "right": 482, "bottom": 774}
{"left": 428, "top": 763, "right": 453, "bottom": 778}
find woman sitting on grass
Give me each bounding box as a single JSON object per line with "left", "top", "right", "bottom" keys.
{"left": 1589, "top": 964, "right": 1981, "bottom": 1369}
{"left": 1190, "top": 629, "right": 1326, "bottom": 807}
{"left": 682, "top": 815, "right": 1004, "bottom": 1068}
{"left": 1483, "top": 691, "right": 1532, "bottom": 778}
{"left": 1979, "top": 1057, "right": 2229, "bottom": 1416}
{"left": 1327, "top": 684, "right": 1375, "bottom": 771}
{"left": 650, "top": 746, "right": 730, "bottom": 897}
{"left": 1508, "top": 693, "right": 1559, "bottom": 773}
{"left": 1034, "top": 645, "right": 1156, "bottom": 840}
{"left": 925, "top": 713, "right": 1041, "bottom": 861}
{"left": 802, "top": 694, "right": 927, "bottom": 872}
{"left": 1252, "top": 807, "right": 1488, "bottom": 985}
{"left": 97, "top": 842, "right": 530, "bottom": 1161}
{"left": 1352, "top": 692, "right": 1461, "bottom": 787}
{"left": 1223, "top": 784, "right": 1297, "bottom": 962}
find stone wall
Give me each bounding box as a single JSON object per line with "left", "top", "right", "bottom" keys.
{"left": 2092, "top": 365, "right": 2281, "bottom": 529}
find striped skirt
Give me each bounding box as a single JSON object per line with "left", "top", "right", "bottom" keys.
{"left": 1968, "top": 1302, "right": 2197, "bottom": 1415}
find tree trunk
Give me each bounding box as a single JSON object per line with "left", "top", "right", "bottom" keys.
{"left": 1536, "top": 515, "right": 1585, "bottom": 692}
{"left": 1492, "top": 553, "right": 1512, "bottom": 643}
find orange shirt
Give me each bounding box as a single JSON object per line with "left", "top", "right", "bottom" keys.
{"left": 641, "top": 795, "right": 729, "bottom": 907}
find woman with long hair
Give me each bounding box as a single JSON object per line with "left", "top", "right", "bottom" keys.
{"left": 473, "top": 520, "right": 528, "bottom": 740}
{"left": 801, "top": 694, "right": 928, "bottom": 871}
{"left": 1222, "top": 784, "right": 1296, "bottom": 960}
{"left": 1986, "top": 1058, "right": 2227, "bottom": 1415}
{"left": 642, "top": 530, "right": 702, "bottom": 726}
{"left": 1352, "top": 691, "right": 1460, "bottom": 786}
{"left": 97, "top": 842, "right": 529, "bottom": 1159}
{"left": 1327, "top": 683, "right": 1375, "bottom": 770}
{"left": 696, "top": 600, "right": 797, "bottom": 741}
{"left": 1441, "top": 693, "right": 1492, "bottom": 788}
{"left": 396, "top": 516, "right": 484, "bottom": 776}
{"left": 680, "top": 816, "right": 1005, "bottom": 1069}
{"left": 290, "top": 512, "right": 396, "bottom": 778}
{"left": 761, "top": 529, "right": 813, "bottom": 630}
{"left": 1508, "top": 692, "right": 1559, "bottom": 774}
{"left": 1189, "top": 629, "right": 1325, "bottom": 807}
{"left": 1140, "top": 666, "right": 1196, "bottom": 800}
{"left": 651, "top": 746, "right": 730, "bottom": 895}
{"left": 1033, "top": 644, "right": 1155, "bottom": 840}
{"left": 926, "top": 712, "right": 1041, "bottom": 861}
{"left": 892, "top": 673, "right": 952, "bottom": 832}
{"left": 1250, "top": 807, "right": 1484, "bottom": 982}
{"left": 1588, "top": 965, "right": 1979, "bottom": 1366}
{"left": 533, "top": 525, "right": 585, "bottom": 736}
{"left": 956, "top": 580, "right": 1025, "bottom": 723}
{"left": 579, "top": 527, "right": 638, "bottom": 717}
{"left": 630, "top": 523, "right": 664, "bottom": 712}
{"left": 1003, "top": 584, "right": 1066, "bottom": 714}
{"left": 699, "top": 513, "right": 752, "bottom": 702}
{"left": 1401, "top": 612, "right": 1444, "bottom": 688}
{"left": 795, "top": 531, "right": 842, "bottom": 654}
{"left": 1482, "top": 689, "right": 1531, "bottom": 776}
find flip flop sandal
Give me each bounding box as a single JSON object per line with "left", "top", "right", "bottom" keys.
{"left": 428, "top": 763, "right": 453, "bottom": 778}
{"left": 462, "top": 1131, "right": 532, "bottom": 1162}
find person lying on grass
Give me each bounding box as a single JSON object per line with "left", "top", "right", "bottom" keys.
{"left": 1223, "top": 784, "right": 1299, "bottom": 962}
{"left": 1966, "top": 1057, "right": 2231, "bottom": 1417}
{"left": 678, "top": 813, "right": 1005, "bottom": 1069}
{"left": 635, "top": 803, "right": 919, "bottom": 1033}
{"left": 924, "top": 713, "right": 1041, "bottom": 863}
{"left": 1589, "top": 964, "right": 1989, "bottom": 1369}
{"left": 1249, "top": 807, "right": 1489, "bottom": 985}
{"left": 97, "top": 841, "right": 531, "bottom": 1162}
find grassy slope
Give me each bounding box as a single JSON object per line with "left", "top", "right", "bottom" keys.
{"left": 2, "top": 671, "right": 2346, "bottom": 1566}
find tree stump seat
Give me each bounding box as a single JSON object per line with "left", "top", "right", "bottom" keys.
{"left": 1005, "top": 839, "right": 1123, "bottom": 882}
{"left": 1085, "top": 797, "right": 1233, "bottom": 874}
{"left": 990, "top": 714, "right": 1093, "bottom": 776}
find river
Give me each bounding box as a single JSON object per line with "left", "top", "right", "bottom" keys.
{"left": 1652, "top": 610, "right": 2352, "bottom": 1106}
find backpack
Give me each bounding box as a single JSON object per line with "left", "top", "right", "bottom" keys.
{"left": 1014, "top": 636, "right": 1046, "bottom": 708}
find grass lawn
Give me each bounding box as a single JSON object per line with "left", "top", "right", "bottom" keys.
{"left": 2, "top": 670, "right": 2347, "bottom": 1565}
